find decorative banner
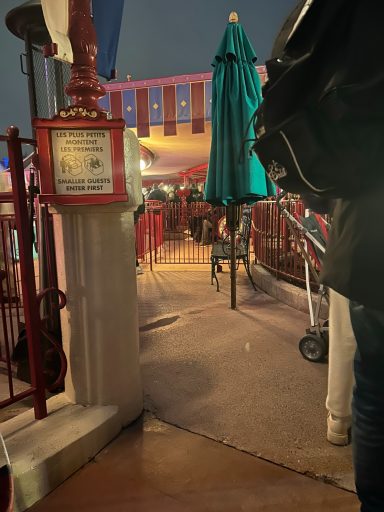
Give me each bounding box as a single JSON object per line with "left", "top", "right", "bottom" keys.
{"left": 51, "top": 129, "right": 113, "bottom": 194}
{"left": 122, "top": 90, "right": 137, "bottom": 127}
{"left": 149, "top": 87, "right": 163, "bottom": 126}
{"left": 99, "top": 68, "right": 267, "bottom": 136}
{"left": 41, "top": 0, "right": 124, "bottom": 80}
{"left": 41, "top": 0, "right": 72, "bottom": 63}
{"left": 136, "top": 89, "right": 150, "bottom": 138}
{"left": 191, "top": 81, "right": 205, "bottom": 134}
{"left": 92, "top": 0, "right": 124, "bottom": 79}
{"left": 98, "top": 93, "right": 110, "bottom": 113}
{"left": 163, "top": 85, "right": 177, "bottom": 136}
{"left": 110, "top": 91, "right": 123, "bottom": 119}
{"left": 176, "top": 83, "right": 191, "bottom": 123}
{"left": 205, "top": 80, "right": 212, "bottom": 121}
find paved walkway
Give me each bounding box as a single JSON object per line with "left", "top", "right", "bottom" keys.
{"left": 30, "top": 415, "right": 358, "bottom": 512}
{"left": 137, "top": 269, "right": 354, "bottom": 490}
{"left": 29, "top": 267, "right": 359, "bottom": 511}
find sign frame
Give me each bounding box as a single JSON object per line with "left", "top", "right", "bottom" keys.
{"left": 33, "top": 115, "right": 127, "bottom": 206}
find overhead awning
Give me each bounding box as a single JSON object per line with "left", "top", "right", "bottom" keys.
{"left": 100, "top": 67, "right": 267, "bottom": 178}
{"left": 100, "top": 67, "right": 267, "bottom": 138}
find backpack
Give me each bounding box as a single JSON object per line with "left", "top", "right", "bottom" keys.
{"left": 252, "top": 0, "right": 384, "bottom": 198}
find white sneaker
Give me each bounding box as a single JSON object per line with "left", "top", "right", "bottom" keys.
{"left": 136, "top": 265, "right": 144, "bottom": 275}
{"left": 327, "top": 412, "right": 351, "bottom": 446}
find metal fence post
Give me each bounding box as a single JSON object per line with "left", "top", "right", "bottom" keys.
{"left": 153, "top": 209, "right": 158, "bottom": 264}
{"left": 148, "top": 210, "right": 153, "bottom": 271}
{"left": 276, "top": 202, "right": 281, "bottom": 280}
{"left": 7, "top": 126, "right": 47, "bottom": 420}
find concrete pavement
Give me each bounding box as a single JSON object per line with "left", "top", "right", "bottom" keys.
{"left": 28, "top": 267, "right": 358, "bottom": 511}
{"left": 29, "top": 415, "right": 359, "bottom": 511}
{"left": 137, "top": 269, "right": 354, "bottom": 491}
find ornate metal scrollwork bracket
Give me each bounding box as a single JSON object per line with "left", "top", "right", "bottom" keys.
{"left": 36, "top": 287, "right": 68, "bottom": 392}
{"left": 58, "top": 106, "right": 101, "bottom": 120}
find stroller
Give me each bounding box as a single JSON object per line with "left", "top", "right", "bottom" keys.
{"left": 277, "top": 193, "right": 329, "bottom": 362}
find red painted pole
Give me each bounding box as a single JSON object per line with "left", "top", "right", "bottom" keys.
{"left": 7, "top": 126, "right": 47, "bottom": 420}
{"left": 65, "top": 0, "right": 105, "bottom": 109}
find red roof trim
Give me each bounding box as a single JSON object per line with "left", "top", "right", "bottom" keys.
{"left": 104, "top": 66, "right": 267, "bottom": 92}
{"left": 179, "top": 163, "right": 208, "bottom": 178}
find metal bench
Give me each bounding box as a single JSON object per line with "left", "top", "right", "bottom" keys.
{"left": 210, "top": 208, "right": 257, "bottom": 292}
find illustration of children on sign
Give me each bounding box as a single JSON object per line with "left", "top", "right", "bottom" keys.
{"left": 84, "top": 154, "right": 104, "bottom": 176}
{"left": 60, "top": 155, "right": 82, "bottom": 176}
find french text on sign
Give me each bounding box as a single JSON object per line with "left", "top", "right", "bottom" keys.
{"left": 51, "top": 129, "right": 114, "bottom": 195}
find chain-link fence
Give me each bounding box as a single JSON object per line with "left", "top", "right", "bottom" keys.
{"left": 32, "top": 45, "right": 71, "bottom": 118}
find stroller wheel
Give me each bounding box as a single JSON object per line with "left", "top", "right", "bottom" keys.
{"left": 299, "top": 335, "right": 327, "bottom": 363}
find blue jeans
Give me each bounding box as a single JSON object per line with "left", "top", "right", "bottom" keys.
{"left": 350, "top": 302, "right": 384, "bottom": 511}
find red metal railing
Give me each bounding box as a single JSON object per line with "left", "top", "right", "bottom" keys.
{"left": 136, "top": 201, "right": 226, "bottom": 266}
{"left": 0, "top": 128, "right": 66, "bottom": 420}
{"left": 135, "top": 199, "right": 317, "bottom": 286}
{"left": 135, "top": 201, "right": 164, "bottom": 269}
{"left": 252, "top": 199, "right": 315, "bottom": 286}
{"left": 0, "top": 130, "right": 46, "bottom": 419}
{"left": 0, "top": 216, "right": 22, "bottom": 360}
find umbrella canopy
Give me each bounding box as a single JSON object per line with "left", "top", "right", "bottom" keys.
{"left": 205, "top": 13, "right": 275, "bottom": 206}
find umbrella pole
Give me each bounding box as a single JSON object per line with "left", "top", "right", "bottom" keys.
{"left": 227, "top": 204, "right": 237, "bottom": 310}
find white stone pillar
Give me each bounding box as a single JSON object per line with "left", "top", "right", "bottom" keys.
{"left": 50, "top": 203, "right": 143, "bottom": 426}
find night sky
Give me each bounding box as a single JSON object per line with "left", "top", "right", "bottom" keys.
{"left": 0, "top": 0, "right": 297, "bottom": 136}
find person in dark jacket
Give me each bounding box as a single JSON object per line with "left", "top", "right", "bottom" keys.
{"left": 147, "top": 183, "right": 167, "bottom": 202}
{"left": 321, "top": 192, "right": 384, "bottom": 510}
{"left": 274, "top": 3, "right": 384, "bottom": 509}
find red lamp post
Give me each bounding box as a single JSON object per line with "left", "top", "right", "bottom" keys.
{"left": 33, "top": 0, "right": 128, "bottom": 206}
{"left": 65, "top": 0, "right": 105, "bottom": 112}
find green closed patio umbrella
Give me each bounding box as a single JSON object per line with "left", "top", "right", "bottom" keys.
{"left": 205, "top": 12, "right": 274, "bottom": 308}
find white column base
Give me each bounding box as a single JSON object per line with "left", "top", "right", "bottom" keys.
{"left": 2, "top": 394, "right": 121, "bottom": 512}
{"left": 50, "top": 204, "right": 143, "bottom": 426}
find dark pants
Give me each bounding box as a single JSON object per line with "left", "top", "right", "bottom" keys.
{"left": 189, "top": 216, "right": 203, "bottom": 243}
{"left": 350, "top": 302, "right": 384, "bottom": 511}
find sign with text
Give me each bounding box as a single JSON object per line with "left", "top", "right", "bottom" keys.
{"left": 51, "top": 129, "right": 113, "bottom": 194}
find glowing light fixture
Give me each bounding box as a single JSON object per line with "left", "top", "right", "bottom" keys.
{"left": 139, "top": 144, "right": 155, "bottom": 172}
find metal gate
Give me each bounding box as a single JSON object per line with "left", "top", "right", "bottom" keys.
{"left": 137, "top": 202, "right": 227, "bottom": 266}
{"left": 0, "top": 128, "right": 66, "bottom": 420}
